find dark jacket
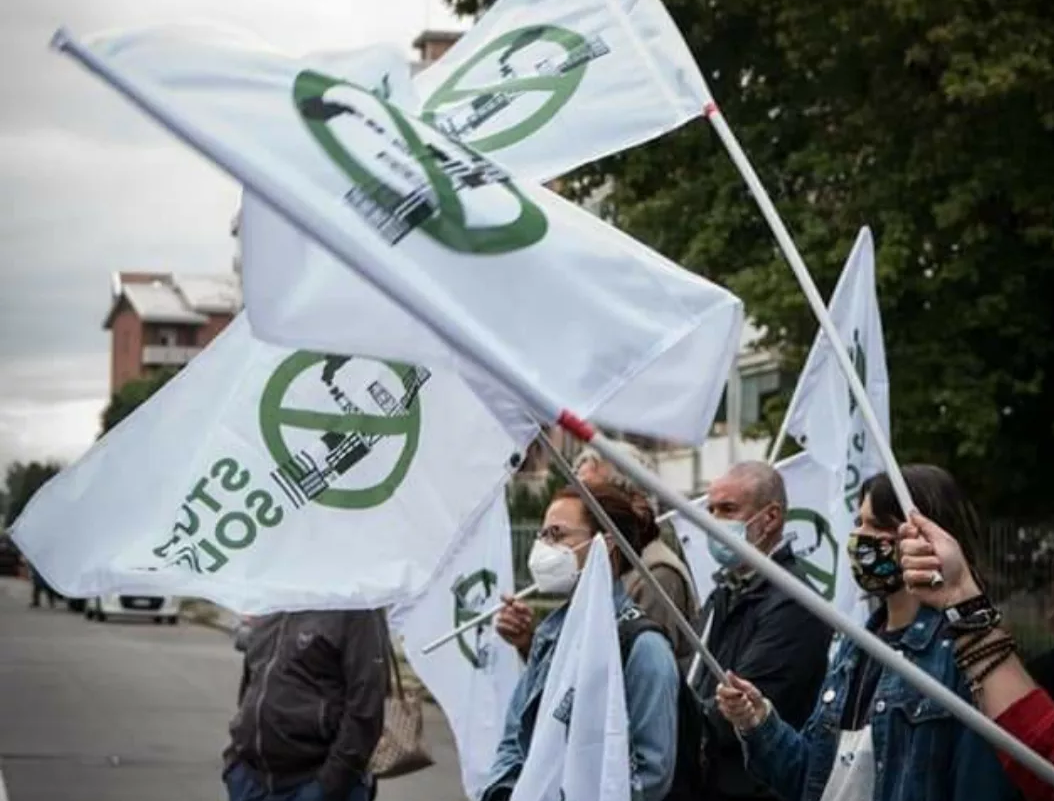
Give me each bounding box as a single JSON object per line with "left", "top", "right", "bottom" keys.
{"left": 224, "top": 609, "right": 389, "bottom": 798}
{"left": 696, "top": 545, "right": 833, "bottom": 801}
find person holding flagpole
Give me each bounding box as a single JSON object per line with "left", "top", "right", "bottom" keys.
{"left": 481, "top": 483, "right": 680, "bottom": 801}
{"left": 715, "top": 464, "right": 1020, "bottom": 801}
{"left": 899, "top": 509, "right": 1054, "bottom": 801}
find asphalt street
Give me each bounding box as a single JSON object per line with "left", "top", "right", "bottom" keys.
{"left": 0, "top": 578, "right": 466, "bottom": 801}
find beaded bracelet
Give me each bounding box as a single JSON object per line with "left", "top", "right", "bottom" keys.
{"left": 956, "top": 634, "right": 1016, "bottom": 671}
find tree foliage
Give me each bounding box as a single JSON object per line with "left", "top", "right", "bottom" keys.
{"left": 100, "top": 368, "right": 178, "bottom": 435}
{"left": 4, "top": 461, "right": 63, "bottom": 527}
{"left": 444, "top": 0, "right": 1054, "bottom": 516}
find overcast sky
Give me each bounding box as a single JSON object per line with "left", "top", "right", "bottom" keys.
{"left": 0, "top": 0, "right": 466, "bottom": 475}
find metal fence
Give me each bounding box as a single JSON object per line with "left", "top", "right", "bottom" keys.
{"left": 982, "top": 518, "right": 1054, "bottom": 660}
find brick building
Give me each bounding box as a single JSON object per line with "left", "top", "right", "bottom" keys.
{"left": 412, "top": 29, "right": 461, "bottom": 68}
{"left": 102, "top": 272, "right": 242, "bottom": 393}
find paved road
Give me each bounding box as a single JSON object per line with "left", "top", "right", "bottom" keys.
{"left": 0, "top": 578, "right": 466, "bottom": 801}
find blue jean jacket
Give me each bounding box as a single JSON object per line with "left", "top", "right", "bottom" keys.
{"left": 740, "top": 605, "right": 1020, "bottom": 801}
{"left": 481, "top": 584, "right": 679, "bottom": 801}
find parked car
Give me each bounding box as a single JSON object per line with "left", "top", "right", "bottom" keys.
{"left": 85, "top": 594, "right": 180, "bottom": 624}
{"left": 0, "top": 534, "right": 22, "bottom": 576}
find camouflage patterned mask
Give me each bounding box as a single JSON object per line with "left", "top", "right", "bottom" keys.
{"left": 847, "top": 532, "right": 904, "bottom": 596}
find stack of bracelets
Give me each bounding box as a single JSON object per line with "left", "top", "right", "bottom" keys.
{"left": 944, "top": 593, "right": 1017, "bottom": 701}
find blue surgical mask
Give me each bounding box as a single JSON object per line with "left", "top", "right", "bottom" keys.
{"left": 707, "top": 519, "right": 749, "bottom": 568}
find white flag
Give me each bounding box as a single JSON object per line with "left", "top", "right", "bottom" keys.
{"left": 11, "top": 316, "right": 527, "bottom": 613}
{"left": 672, "top": 228, "right": 887, "bottom": 624}
{"left": 45, "top": 23, "right": 742, "bottom": 444}
{"left": 778, "top": 226, "right": 889, "bottom": 623}
{"left": 783, "top": 227, "right": 889, "bottom": 476}
{"left": 512, "top": 536, "right": 630, "bottom": 801}
{"left": 390, "top": 494, "right": 521, "bottom": 800}
{"left": 413, "top": 0, "right": 711, "bottom": 183}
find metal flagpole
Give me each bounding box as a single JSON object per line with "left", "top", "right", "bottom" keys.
{"left": 701, "top": 101, "right": 915, "bottom": 519}
{"left": 536, "top": 431, "right": 727, "bottom": 683}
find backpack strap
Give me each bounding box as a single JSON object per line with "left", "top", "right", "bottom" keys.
{"left": 616, "top": 607, "right": 667, "bottom": 665}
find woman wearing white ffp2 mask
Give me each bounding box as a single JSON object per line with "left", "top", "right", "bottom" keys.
{"left": 480, "top": 485, "right": 681, "bottom": 801}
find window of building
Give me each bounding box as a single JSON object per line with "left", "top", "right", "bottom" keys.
{"left": 740, "top": 369, "right": 782, "bottom": 428}
{"left": 711, "top": 367, "right": 785, "bottom": 430}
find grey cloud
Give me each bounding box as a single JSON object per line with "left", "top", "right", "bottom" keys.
{"left": 0, "top": 0, "right": 465, "bottom": 473}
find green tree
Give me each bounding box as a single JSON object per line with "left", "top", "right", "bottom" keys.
{"left": 100, "top": 368, "right": 178, "bottom": 435}
{"left": 444, "top": 0, "right": 1054, "bottom": 516}
{"left": 4, "top": 461, "right": 63, "bottom": 526}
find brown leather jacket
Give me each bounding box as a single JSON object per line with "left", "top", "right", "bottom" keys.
{"left": 224, "top": 609, "right": 389, "bottom": 797}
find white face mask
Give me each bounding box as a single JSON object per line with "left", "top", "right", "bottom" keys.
{"left": 527, "top": 539, "right": 580, "bottom": 595}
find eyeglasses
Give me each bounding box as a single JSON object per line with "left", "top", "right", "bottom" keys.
{"left": 536, "top": 525, "right": 592, "bottom": 544}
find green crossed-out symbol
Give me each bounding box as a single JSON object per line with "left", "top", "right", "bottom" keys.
{"left": 421, "top": 25, "right": 593, "bottom": 153}
{"left": 259, "top": 352, "right": 422, "bottom": 510}
{"left": 785, "top": 507, "right": 838, "bottom": 601}
{"left": 453, "top": 568, "right": 498, "bottom": 669}
{"left": 293, "top": 70, "right": 547, "bottom": 255}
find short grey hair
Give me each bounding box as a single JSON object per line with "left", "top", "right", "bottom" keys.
{"left": 726, "top": 460, "right": 787, "bottom": 515}
{"left": 573, "top": 441, "right": 656, "bottom": 488}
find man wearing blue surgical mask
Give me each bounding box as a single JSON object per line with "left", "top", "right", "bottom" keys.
{"left": 695, "top": 461, "right": 832, "bottom": 801}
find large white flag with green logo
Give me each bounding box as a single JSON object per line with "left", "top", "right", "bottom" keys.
{"left": 11, "top": 316, "right": 528, "bottom": 613}
{"left": 390, "top": 494, "right": 521, "bottom": 800}
{"left": 412, "top": 0, "right": 710, "bottom": 183}
{"left": 65, "top": 24, "right": 740, "bottom": 444}
{"left": 673, "top": 228, "right": 886, "bottom": 623}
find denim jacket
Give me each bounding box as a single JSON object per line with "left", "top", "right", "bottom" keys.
{"left": 741, "top": 605, "right": 1021, "bottom": 801}
{"left": 481, "top": 583, "right": 679, "bottom": 801}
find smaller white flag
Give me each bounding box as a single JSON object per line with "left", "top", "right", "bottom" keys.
{"left": 414, "top": 0, "right": 711, "bottom": 183}
{"left": 391, "top": 493, "right": 522, "bottom": 800}
{"left": 511, "top": 536, "right": 630, "bottom": 801}
{"left": 783, "top": 227, "right": 889, "bottom": 475}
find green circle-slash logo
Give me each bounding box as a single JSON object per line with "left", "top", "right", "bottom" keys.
{"left": 421, "top": 25, "right": 607, "bottom": 153}
{"left": 452, "top": 568, "right": 499, "bottom": 669}
{"left": 259, "top": 352, "right": 431, "bottom": 511}
{"left": 293, "top": 70, "right": 547, "bottom": 254}
{"left": 786, "top": 507, "right": 838, "bottom": 601}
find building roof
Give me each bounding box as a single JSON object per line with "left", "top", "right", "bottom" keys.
{"left": 103, "top": 271, "right": 242, "bottom": 329}
{"left": 172, "top": 274, "right": 242, "bottom": 315}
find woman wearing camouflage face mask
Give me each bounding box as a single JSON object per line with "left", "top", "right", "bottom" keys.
{"left": 714, "top": 464, "right": 1019, "bottom": 801}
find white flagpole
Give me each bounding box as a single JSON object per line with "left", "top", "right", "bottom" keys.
{"left": 420, "top": 538, "right": 594, "bottom": 655}
{"left": 701, "top": 102, "right": 915, "bottom": 518}
{"left": 56, "top": 29, "right": 1054, "bottom": 787}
